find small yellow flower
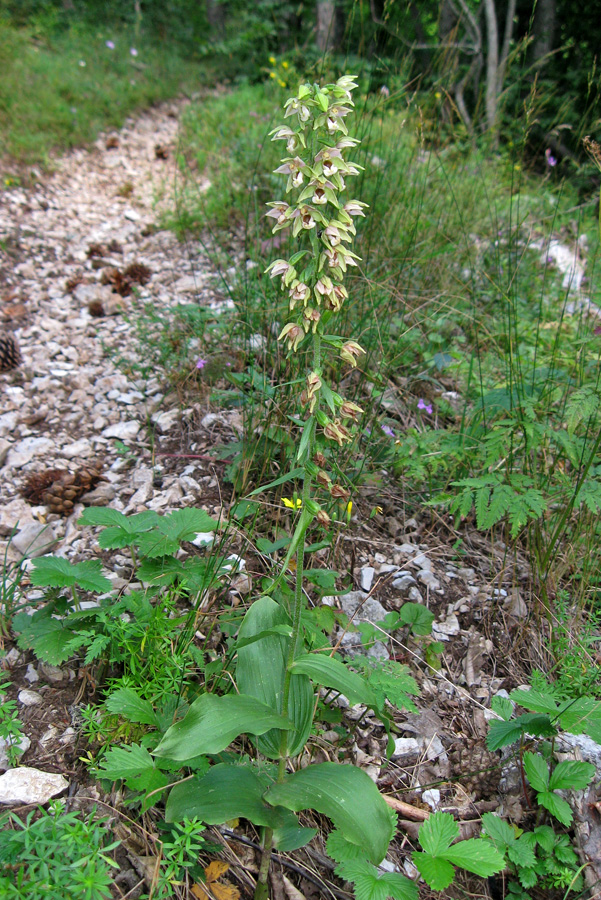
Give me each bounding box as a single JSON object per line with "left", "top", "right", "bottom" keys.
{"left": 269, "top": 56, "right": 276, "bottom": 64}
{"left": 282, "top": 60, "right": 289, "bottom": 69}
{"left": 435, "top": 91, "right": 442, "bottom": 99}
{"left": 514, "top": 163, "right": 521, "bottom": 172}
{"left": 278, "top": 79, "right": 286, "bottom": 88}
{"left": 282, "top": 497, "right": 302, "bottom": 509}
{"left": 346, "top": 501, "right": 353, "bottom": 522}
{"left": 269, "top": 72, "right": 276, "bottom": 79}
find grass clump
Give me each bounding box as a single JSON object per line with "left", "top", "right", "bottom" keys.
{"left": 0, "top": 19, "right": 208, "bottom": 169}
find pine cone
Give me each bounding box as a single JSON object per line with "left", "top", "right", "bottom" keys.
{"left": 0, "top": 335, "right": 22, "bottom": 372}
{"left": 123, "top": 262, "right": 151, "bottom": 285}
{"left": 21, "top": 469, "right": 66, "bottom": 503}
{"left": 21, "top": 463, "right": 103, "bottom": 515}
{"left": 100, "top": 268, "right": 132, "bottom": 297}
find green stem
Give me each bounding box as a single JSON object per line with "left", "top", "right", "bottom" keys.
{"left": 254, "top": 285, "right": 321, "bottom": 900}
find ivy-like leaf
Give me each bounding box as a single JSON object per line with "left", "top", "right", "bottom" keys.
{"left": 398, "top": 603, "right": 435, "bottom": 636}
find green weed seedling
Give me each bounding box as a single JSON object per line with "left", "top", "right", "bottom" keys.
{"left": 0, "top": 801, "right": 120, "bottom": 900}
{"left": 11, "top": 509, "right": 223, "bottom": 688}
{"left": 481, "top": 684, "right": 599, "bottom": 897}
{"left": 0, "top": 674, "right": 25, "bottom": 767}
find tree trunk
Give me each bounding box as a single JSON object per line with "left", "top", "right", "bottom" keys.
{"left": 532, "top": 0, "right": 556, "bottom": 64}
{"left": 206, "top": 0, "right": 227, "bottom": 40}
{"left": 316, "top": 0, "right": 339, "bottom": 53}
{"left": 483, "top": 0, "right": 499, "bottom": 136}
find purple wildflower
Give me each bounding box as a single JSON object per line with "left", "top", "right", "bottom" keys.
{"left": 381, "top": 424, "right": 395, "bottom": 437}
{"left": 130, "top": 47, "right": 138, "bottom": 57}
{"left": 105, "top": 40, "right": 115, "bottom": 49}
{"left": 545, "top": 148, "right": 557, "bottom": 167}
{"left": 196, "top": 358, "right": 208, "bottom": 370}
{"left": 418, "top": 398, "right": 433, "bottom": 415}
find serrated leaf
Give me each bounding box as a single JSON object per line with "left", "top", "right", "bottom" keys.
{"left": 418, "top": 812, "right": 458, "bottom": 856}
{"left": 265, "top": 762, "right": 395, "bottom": 864}
{"left": 486, "top": 713, "right": 557, "bottom": 751}
{"left": 536, "top": 791, "right": 573, "bottom": 826}
{"left": 337, "top": 860, "right": 417, "bottom": 900}
{"left": 490, "top": 696, "right": 514, "bottom": 721}
{"left": 523, "top": 752, "right": 549, "bottom": 792}
{"left": 548, "top": 760, "right": 595, "bottom": 791}
{"left": 326, "top": 829, "right": 368, "bottom": 864}
{"left": 290, "top": 654, "right": 378, "bottom": 708}
{"left": 507, "top": 837, "right": 537, "bottom": 869}
{"left": 105, "top": 688, "right": 159, "bottom": 726}
{"left": 412, "top": 853, "right": 455, "bottom": 890}
{"left": 13, "top": 614, "right": 83, "bottom": 664}
{"left": 510, "top": 689, "right": 558, "bottom": 716}
{"left": 154, "top": 693, "right": 293, "bottom": 760}
{"left": 443, "top": 839, "right": 505, "bottom": 878}
{"left": 136, "top": 508, "right": 218, "bottom": 557}
{"left": 95, "top": 743, "right": 156, "bottom": 781}
{"left": 30, "top": 556, "right": 112, "bottom": 593}
{"left": 481, "top": 812, "right": 516, "bottom": 848}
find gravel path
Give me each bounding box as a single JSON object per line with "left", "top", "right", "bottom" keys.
{"left": 0, "top": 98, "right": 224, "bottom": 558}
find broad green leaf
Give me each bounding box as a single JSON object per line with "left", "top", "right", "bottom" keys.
{"left": 105, "top": 688, "right": 159, "bottom": 726}
{"left": 153, "top": 693, "right": 293, "bottom": 760}
{"left": 236, "top": 596, "right": 313, "bottom": 759}
{"left": 418, "top": 812, "right": 458, "bottom": 856}
{"left": 398, "top": 603, "right": 435, "bottom": 636}
{"left": 523, "top": 752, "right": 549, "bottom": 793}
{"left": 264, "top": 762, "right": 395, "bottom": 864}
{"left": 536, "top": 791, "right": 573, "bottom": 826}
{"left": 30, "top": 556, "right": 112, "bottom": 593}
{"left": 290, "top": 654, "right": 378, "bottom": 708}
{"left": 549, "top": 760, "right": 595, "bottom": 791}
{"left": 272, "top": 824, "right": 317, "bottom": 852}
{"left": 166, "top": 763, "right": 299, "bottom": 833}
{"left": 443, "top": 839, "right": 505, "bottom": 878}
{"left": 95, "top": 743, "right": 156, "bottom": 780}
{"left": 137, "top": 556, "right": 185, "bottom": 585}
{"left": 486, "top": 713, "right": 557, "bottom": 751}
{"left": 412, "top": 853, "right": 455, "bottom": 890}
{"left": 557, "top": 697, "right": 601, "bottom": 735}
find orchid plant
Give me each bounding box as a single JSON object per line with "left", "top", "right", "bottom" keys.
{"left": 152, "top": 78, "right": 416, "bottom": 900}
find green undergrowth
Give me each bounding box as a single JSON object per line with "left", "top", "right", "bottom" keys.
{"left": 154, "top": 81, "right": 601, "bottom": 615}
{"left": 0, "top": 19, "right": 209, "bottom": 170}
